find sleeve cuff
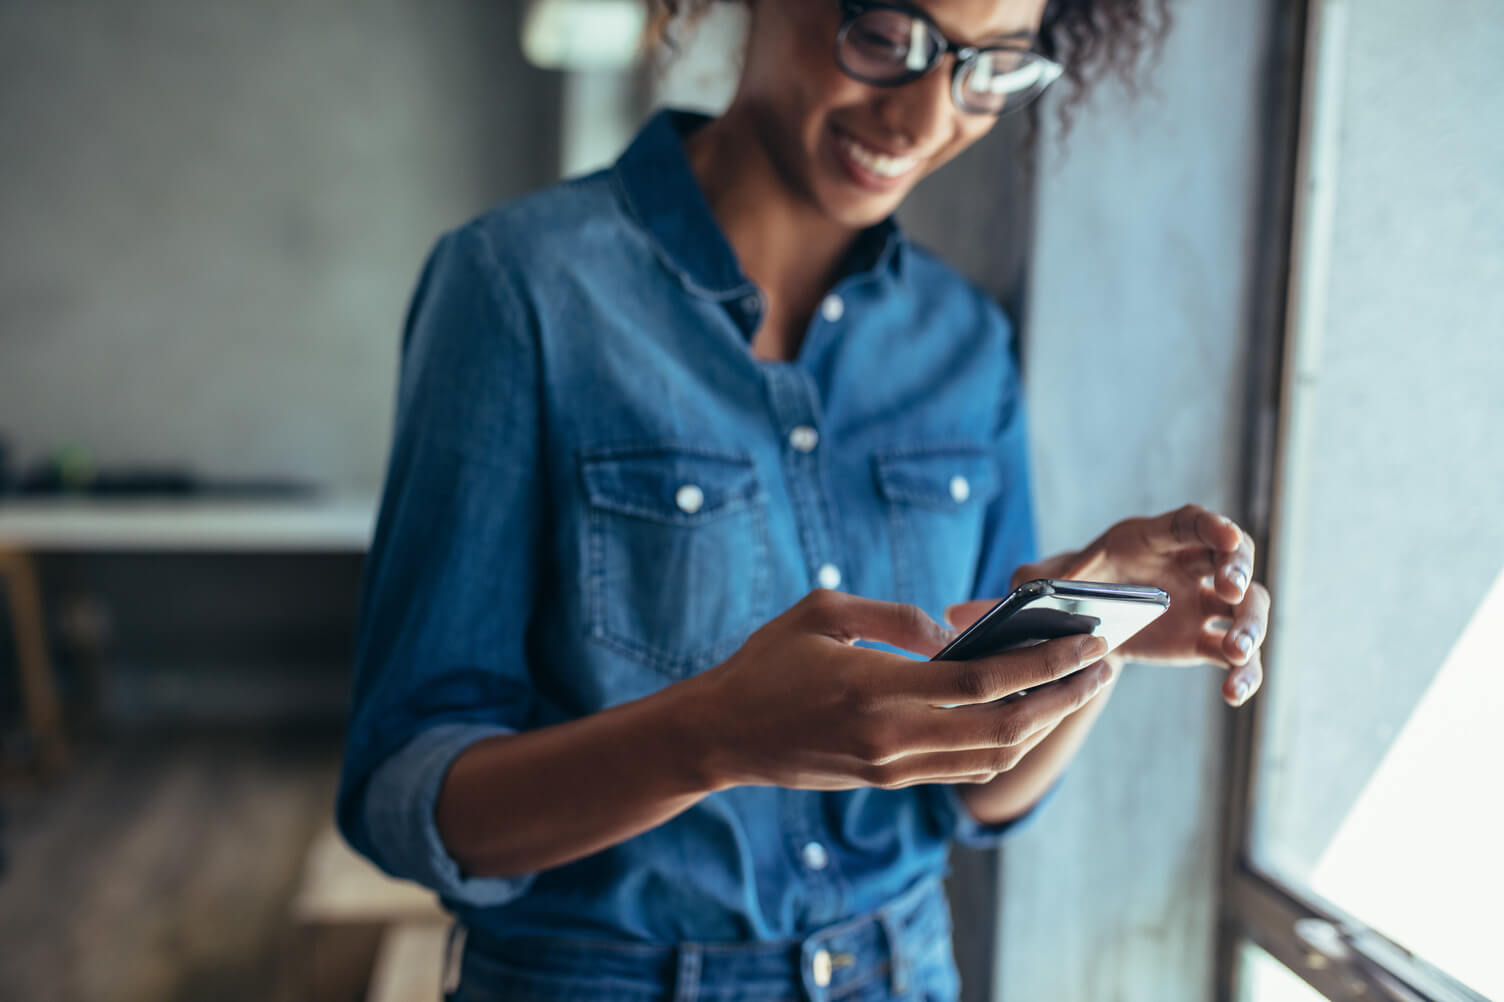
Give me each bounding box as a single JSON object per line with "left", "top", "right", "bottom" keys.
{"left": 924, "top": 773, "right": 1065, "bottom": 850}
{"left": 361, "top": 722, "right": 538, "bottom": 908}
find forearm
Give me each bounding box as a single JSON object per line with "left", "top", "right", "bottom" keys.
{"left": 955, "top": 656, "right": 1121, "bottom": 825}
{"left": 435, "top": 680, "right": 717, "bottom": 879}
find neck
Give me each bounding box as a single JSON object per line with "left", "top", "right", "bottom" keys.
{"left": 684, "top": 106, "right": 860, "bottom": 312}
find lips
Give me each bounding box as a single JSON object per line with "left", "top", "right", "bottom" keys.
{"left": 830, "top": 125, "right": 921, "bottom": 192}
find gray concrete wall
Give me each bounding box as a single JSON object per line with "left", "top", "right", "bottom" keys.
{"left": 994, "top": 0, "right": 1275, "bottom": 998}
{"left": 0, "top": 0, "right": 563, "bottom": 493}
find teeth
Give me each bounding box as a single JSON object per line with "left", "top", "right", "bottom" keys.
{"left": 839, "top": 134, "right": 917, "bottom": 179}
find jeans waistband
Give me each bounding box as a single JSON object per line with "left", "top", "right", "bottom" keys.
{"left": 453, "top": 871, "right": 952, "bottom": 1002}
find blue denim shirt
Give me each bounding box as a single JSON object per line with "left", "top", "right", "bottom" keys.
{"left": 337, "top": 108, "right": 1051, "bottom": 945}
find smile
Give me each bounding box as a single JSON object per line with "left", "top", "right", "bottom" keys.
{"left": 835, "top": 131, "right": 920, "bottom": 180}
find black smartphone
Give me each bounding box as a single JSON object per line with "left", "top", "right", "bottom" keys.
{"left": 931, "top": 579, "right": 1170, "bottom": 690}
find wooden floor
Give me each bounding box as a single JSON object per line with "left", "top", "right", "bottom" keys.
{"left": 0, "top": 726, "right": 344, "bottom": 1002}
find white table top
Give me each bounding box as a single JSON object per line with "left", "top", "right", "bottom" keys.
{"left": 0, "top": 495, "right": 378, "bottom": 551}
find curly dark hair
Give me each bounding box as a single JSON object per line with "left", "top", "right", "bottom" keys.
{"left": 643, "top": 0, "right": 1173, "bottom": 135}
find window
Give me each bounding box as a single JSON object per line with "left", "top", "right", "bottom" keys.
{"left": 1220, "top": 0, "right": 1504, "bottom": 999}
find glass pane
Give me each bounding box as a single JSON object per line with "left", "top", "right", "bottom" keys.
{"left": 1250, "top": 1, "right": 1504, "bottom": 999}
{"left": 1236, "top": 941, "right": 1327, "bottom": 1002}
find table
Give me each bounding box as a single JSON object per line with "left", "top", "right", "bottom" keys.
{"left": 0, "top": 495, "right": 378, "bottom": 770}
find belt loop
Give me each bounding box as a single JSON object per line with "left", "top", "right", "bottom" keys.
{"left": 879, "top": 910, "right": 910, "bottom": 995}
{"left": 674, "top": 942, "right": 703, "bottom": 1002}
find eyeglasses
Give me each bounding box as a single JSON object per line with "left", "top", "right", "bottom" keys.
{"left": 834, "top": 0, "right": 1064, "bottom": 116}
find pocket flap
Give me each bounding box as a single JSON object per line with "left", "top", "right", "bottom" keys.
{"left": 580, "top": 446, "right": 761, "bottom": 525}
{"left": 873, "top": 445, "right": 999, "bottom": 510}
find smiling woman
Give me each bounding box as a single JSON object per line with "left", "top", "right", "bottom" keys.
{"left": 335, "top": 1, "right": 1270, "bottom": 1000}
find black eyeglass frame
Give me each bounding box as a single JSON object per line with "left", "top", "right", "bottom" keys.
{"left": 834, "top": 0, "right": 1062, "bottom": 116}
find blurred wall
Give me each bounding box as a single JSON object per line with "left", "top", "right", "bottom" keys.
{"left": 996, "top": 0, "right": 1278, "bottom": 998}
{"left": 0, "top": 0, "right": 563, "bottom": 493}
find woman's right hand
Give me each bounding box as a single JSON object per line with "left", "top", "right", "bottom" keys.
{"left": 682, "top": 589, "right": 1114, "bottom": 793}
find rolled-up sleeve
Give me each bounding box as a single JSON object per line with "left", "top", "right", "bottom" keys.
{"left": 336, "top": 222, "right": 545, "bottom": 907}
{"left": 921, "top": 300, "right": 1060, "bottom": 849}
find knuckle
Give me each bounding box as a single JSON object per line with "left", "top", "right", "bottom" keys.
{"left": 955, "top": 665, "right": 994, "bottom": 702}
{"left": 991, "top": 747, "right": 1020, "bottom": 773}
{"left": 805, "top": 587, "right": 841, "bottom": 619}
{"left": 897, "top": 602, "right": 928, "bottom": 634}
{"left": 1044, "top": 643, "right": 1079, "bottom": 680}
{"left": 990, "top": 708, "right": 1031, "bottom": 748}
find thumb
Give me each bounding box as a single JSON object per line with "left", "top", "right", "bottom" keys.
{"left": 943, "top": 598, "right": 997, "bottom": 631}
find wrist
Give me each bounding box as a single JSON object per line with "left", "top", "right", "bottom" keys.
{"left": 643, "top": 673, "right": 741, "bottom": 796}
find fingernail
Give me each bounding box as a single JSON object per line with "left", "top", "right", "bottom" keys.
{"left": 1082, "top": 635, "right": 1109, "bottom": 660}
{"left": 1234, "top": 679, "right": 1251, "bottom": 703}
{"left": 1234, "top": 632, "right": 1252, "bottom": 654}
{"left": 1228, "top": 568, "right": 1248, "bottom": 591}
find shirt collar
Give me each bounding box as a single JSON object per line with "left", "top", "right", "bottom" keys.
{"left": 612, "top": 108, "right": 907, "bottom": 300}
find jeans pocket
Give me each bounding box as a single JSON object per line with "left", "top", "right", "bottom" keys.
{"left": 580, "top": 443, "right": 772, "bottom": 680}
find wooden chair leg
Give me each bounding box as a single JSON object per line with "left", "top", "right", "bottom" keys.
{"left": 0, "top": 546, "right": 69, "bottom": 773}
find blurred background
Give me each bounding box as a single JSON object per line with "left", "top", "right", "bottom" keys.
{"left": 0, "top": 1, "right": 1499, "bottom": 1001}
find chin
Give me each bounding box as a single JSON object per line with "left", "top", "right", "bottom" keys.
{"left": 826, "top": 192, "right": 905, "bottom": 229}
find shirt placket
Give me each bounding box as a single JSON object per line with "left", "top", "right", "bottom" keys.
{"left": 762, "top": 360, "right": 849, "bottom": 923}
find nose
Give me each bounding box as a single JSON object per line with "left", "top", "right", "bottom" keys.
{"left": 871, "top": 59, "right": 957, "bottom": 153}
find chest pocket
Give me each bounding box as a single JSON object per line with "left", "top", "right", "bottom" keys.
{"left": 579, "top": 445, "right": 772, "bottom": 680}
{"left": 873, "top": 445, "right": 1000, "bottom": 621}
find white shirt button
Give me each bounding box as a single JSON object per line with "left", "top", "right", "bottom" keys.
{"left": 820, "top": 294, "right": 845, "bottom": 323}
{"left": 949, "top": 475, "right": 971, "bottom": 503}
{"left": 817, "top": 563, "right": 842, "bottom": 590}
{"left": 788, "top": 425, "right": 819, "bottom": 453}
{"left": 801, "top": 840, "right": 829, "bottom": 870}
{"left": 675, "top": 484, "right": 704, "bottom": 514}
{"left": 741, "top": 292, "right": 762, "bottom": 315}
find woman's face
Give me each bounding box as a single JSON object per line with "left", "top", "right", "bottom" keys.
{"left": 735, "top": 0, "right": 1050, "bottom": 229}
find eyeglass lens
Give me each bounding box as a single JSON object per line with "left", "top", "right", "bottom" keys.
{"left": 838, "top": 5, "right": 1058, "bottom": 115}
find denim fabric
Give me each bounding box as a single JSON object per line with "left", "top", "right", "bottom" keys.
{"left": 337, "top": 107, "right": 1053, "bottom": 961}
{"left": 442, "top": 872, "right": 963, "bottom": 1002}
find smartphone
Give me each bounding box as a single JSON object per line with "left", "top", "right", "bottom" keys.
{"left": 931, "top": 578, "right": 1170, "bottom": 699}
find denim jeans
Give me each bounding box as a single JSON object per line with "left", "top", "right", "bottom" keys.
{"left": 442, "top": 873, "right": 963, "bottom": 1002}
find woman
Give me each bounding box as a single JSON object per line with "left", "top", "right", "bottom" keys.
{"left": 337, "top": 0, "right": 1271, "bottom": 999}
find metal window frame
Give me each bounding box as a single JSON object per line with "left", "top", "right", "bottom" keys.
{"left": 1215, "top": 2, "right": 1493, "bottom": 1000}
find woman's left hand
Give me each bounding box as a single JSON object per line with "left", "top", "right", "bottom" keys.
{"left": 951, "top": 505, "right": 1269, "bottom": 707}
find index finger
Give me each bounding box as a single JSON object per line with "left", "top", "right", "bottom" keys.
{"left": 1139, "top": 504, "right": 1244, "bottom": 555}
{"left": 795, "top": 589, "right": 956, "bottom": 657}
